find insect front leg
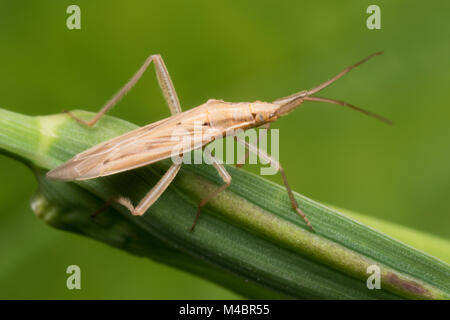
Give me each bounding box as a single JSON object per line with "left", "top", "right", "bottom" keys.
{"left": 109, "top": 162, "right": 182, "bottom": 216}
{"left": 235, "top": 137, "right": 313, "bottom": 230}
{"left": 66, "top": 54, "right": 182, "bottom": 126}
{"left": 235, "top": 123, "right": 270, "bottom": 168}
{"left": 191, "top": 147, "right": 231, "bottom": 231}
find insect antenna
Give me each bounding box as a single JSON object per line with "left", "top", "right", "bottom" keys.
{"left": 274, "top": 51, "right": 392, "bottom": 125}
{"left": 306, "top": 51, "right": 383, "bottom": 96}
{"left": 303, "top": 96, "right": 392, "bottom": 125}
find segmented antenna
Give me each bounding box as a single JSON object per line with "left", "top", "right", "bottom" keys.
{"left": 275, "top": 52, "right": 392, "bottom": 125}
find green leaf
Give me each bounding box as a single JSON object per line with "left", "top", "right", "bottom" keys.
{"left": 0, "top": 107, "right": 449, "bottom": 299}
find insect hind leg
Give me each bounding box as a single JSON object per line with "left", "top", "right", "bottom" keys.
{"left": 90, "top": 196, "right": 127, "bottom": 218}
{"left": 93, "top": 163, "right": 181, "bottom": 218}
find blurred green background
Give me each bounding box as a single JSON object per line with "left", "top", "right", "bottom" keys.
{"left": 0, "top": 0, "right": 449, "bottom": 299}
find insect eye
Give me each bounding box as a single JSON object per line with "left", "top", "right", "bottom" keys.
{"left": 256, "top": 113, "right": 265, "bottom": 122}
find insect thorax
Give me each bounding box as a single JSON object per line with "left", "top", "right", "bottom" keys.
{"left": 205, "top": 100, "right": 279, "bottom": 132}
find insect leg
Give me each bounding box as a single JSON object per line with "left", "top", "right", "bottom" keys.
{"left": 191, "top": 147, "right": 231, "bottom": 231}
{"left": 66, "top": 54, "right": 181, "bottom": 126}
{"left": 234, "top": 136, "right": 249, "bottom": 168}
{"left": 152, "top": 55, "right": 182, "bottom": 115}
{"left": 235, "top": 123, "right": 270, "bottom": 168}
{"left": 235, "top": 137, "right": 313, "bottom": 230}
{"left": 113, "top": 162, "right": 182, "bottom": 216}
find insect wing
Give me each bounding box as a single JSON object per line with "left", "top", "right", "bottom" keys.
{"left": 47, "top": 109, "right": 213, "bottom": 180}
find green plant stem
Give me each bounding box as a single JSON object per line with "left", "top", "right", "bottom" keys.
{"left": 0, "top": 107, "right": 449, "bottom": 299}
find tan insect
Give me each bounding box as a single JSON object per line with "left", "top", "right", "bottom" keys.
{"left": 47, "top": 52, "right": 390, "bottom": 231}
